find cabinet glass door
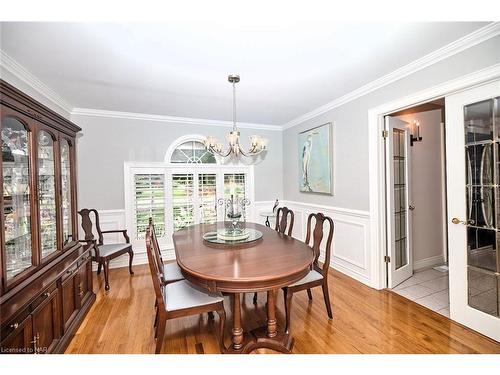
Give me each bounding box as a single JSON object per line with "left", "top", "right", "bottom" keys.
{"left": 37, "top": 130, "right": 58, "bottom": 259}
{"left": 2, "top": 117, "right": 33, "bottom": 280}
{"left": 60, "top": 139, "right": 72, "bottom": 247}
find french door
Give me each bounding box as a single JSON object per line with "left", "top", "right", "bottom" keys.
{"left": 446, "top": 80, "right": 500, "bottom": 341}
{"left": 385, "top": 116, "right": 414, "bottom": 288}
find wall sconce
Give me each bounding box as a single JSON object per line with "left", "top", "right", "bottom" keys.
{"left": 410, "top": 120, "right": 422, "bottom": 146}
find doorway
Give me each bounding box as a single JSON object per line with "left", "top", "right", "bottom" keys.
{"left": 385, "top": 100, "right": 451, "bottom": 317}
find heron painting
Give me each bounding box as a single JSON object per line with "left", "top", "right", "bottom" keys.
{"left": 298, "top": 122, "right": 333, "bottom": 194}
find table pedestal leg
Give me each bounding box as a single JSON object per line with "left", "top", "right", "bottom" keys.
{"left": 267, "top": 290, "right": 277, "bottom": 338}
{"left": 232, "top": 293, "right": 243, "bottom": 350}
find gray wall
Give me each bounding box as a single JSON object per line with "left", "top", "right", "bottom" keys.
{"left": 283, "top": 35, "right": 500, "bottom": 211}
{"left": 395, "top": 110, "right": 445, "bottom": 266}
{"left": 72, "top": 114, "right": 283, "bottom": 210}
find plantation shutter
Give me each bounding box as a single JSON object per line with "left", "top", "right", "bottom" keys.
{"left": 134, "top": 174, "right": 165, "bottom": 239}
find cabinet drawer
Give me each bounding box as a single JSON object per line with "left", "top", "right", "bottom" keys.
{"left": 77, "top": 251, "right": 91, "bottom": 267}
{"left": 30, "top": 283, "right": 57, "bottom": 311}
{"left": 61, "top": 263, "right": 79, "bottom": 282}
{"left": 1, "top": 308, "right": 30, "bottom": 341}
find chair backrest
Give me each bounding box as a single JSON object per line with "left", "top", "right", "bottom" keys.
{"left": 305, "top": 212, "right": 334, "bottom": 277}
{"left": 149, "top": 217, "right": 166, "bottom": 282}
{"left": 78, "top": 208, "right": 104, "bottom": 245}
{"left": 275, "top": 206, "right": 294, "bottom": 236}
{"left": 146, "top": 220, "right": 166, "bottom": 311}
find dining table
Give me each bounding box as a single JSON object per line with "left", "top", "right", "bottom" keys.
{"left": 172, "top": 221, "right": 314, "bottom": 354}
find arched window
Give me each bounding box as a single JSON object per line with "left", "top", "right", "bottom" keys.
{"left": 169, "top": 139, "right": 216, "bottom": 164}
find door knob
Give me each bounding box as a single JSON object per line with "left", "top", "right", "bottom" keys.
{"left": 451, "top": 217, "right": 474, "bottom": 225}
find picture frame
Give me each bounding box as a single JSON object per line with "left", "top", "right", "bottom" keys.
{"left": 297, "top": 122, "right": 333, "bottom": 195}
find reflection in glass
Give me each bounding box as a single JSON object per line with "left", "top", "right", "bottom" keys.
{"left": 2, "top": 117, "right": 32, "bottom": 279}
{"left": 393, "top": 128, "right": 408, "bottom": 270}
{"left": 60, "top": 139, "right": 72, "bottom": 246}
{"left": 464, "top": 98, "right": 499, "bottom": 318}
{"left": 38, "top": 130, "right": 57, "bottom": 258}
{"left": 468, "top": 267, "right": 498, "bottom": 317}
{"left": 464, "top": 99, "right": 493, "bottom": 144}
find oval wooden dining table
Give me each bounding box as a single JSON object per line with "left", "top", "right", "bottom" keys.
{"left": 173, "top": 222, "right": 314, "bottom": 354}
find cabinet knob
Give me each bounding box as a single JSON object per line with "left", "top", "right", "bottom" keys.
{"left": 43, "top": 291, "right": 50, "bottom": 298}
{"left": 66, "top": 269, "right": 73, "bottom": 274}
{"left": 10, "top": 322, "right": 19, "bottom": 329}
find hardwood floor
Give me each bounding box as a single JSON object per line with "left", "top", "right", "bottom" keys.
{"left": 65, "top": 264, "right": 500, "bottom": 354}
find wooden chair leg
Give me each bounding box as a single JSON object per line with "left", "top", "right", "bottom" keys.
{"left": 253, "top": 292, "right": 258, "bottom": 304}
{"left": 155, "top": 315, "right": 166, "bottom": 354}
{"left": 97, "top": 261, "right": 102, "bottom": 275}
{"left": 215, "top": 308, "right": 226, "bottom": 353}
{"left": 128, "top": 250, "right": 134, "bottom": 275}
{"left": 307, "top": 288, "right": 313, "bottom": 300}
{"left": 154, "top": 307, "right": 159, "bottom": 330}
{"left": 103, "top": 260, "right": 110, "bottom": 291}
{"left": 283, "top": 288, "right": 293, "bottom": 334}
{"left": 321, "top": 282, "right": 333, "bottom": 319}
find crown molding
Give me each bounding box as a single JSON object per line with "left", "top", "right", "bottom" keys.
{"left": 282, "top": 22, "right": 500, "bottom": 130}
{"left": 71, "top": 107, "right": 282, "bottom": 131}
{"left": 0, "top": 49, "right": 73, "bottom": 115}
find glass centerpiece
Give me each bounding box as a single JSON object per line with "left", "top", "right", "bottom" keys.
{"left": 217, "top": 194, "right": 250, "bottom": 240}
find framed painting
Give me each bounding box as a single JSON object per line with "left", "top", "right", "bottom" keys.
{"left": 298, "top": 122, "right": 333, "bottom": 194}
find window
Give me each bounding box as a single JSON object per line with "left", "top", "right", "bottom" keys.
{"left": 134, "top": 174, "right": 165, "bottom": 239}
{"left": 125, "top": 136, "right": 254, "bottom": 248}
{"left": 170, "top": 141, "right": 216, "bottom": 164}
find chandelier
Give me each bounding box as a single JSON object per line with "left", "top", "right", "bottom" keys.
{"left": 204, "top": 75, "right": 268, "bottom": 157}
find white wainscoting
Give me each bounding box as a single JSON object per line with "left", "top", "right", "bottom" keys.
{"left": 255, "top": 201, "right": 372, "bottom": 286}
{"left": 93, "top": 202, "right": 372, "bottom": 288}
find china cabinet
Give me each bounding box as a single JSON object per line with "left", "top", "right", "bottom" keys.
{"left": 0, "top": 80, "right": 95, "bottom": 354}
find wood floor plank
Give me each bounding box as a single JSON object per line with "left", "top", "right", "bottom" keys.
{"left": 65, "top": 264, "right": 500, "bottom": 354}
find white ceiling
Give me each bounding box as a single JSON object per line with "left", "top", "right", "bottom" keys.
{"left": 0, "top": 21, "right": 490, "bottom": 125}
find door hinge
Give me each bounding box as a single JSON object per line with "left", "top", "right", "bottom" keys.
{"left": 382, "top": 130, "right": 389, "bottom": 138}
{"left": 384, "top": 255, "right": 391, "bottom": 263}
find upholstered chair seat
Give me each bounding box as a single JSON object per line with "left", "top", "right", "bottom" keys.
{"left": 164, "top": 280, "right": 224, "bottom": 311}
{"left": 164, "top": 262, "right": 184, "bottom": 284}
{"left": 91, "top": 243, "right": 130, "bottom": 258}
{"left": 290, "top": 269, "right": 323, "bottom": 287}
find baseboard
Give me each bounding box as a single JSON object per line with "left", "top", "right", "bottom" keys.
{"left": 414, "top": 255, "right": 445, "bottom": 271}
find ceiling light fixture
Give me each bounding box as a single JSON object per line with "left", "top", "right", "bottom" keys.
{"left": 204, "top": 75, "right": 268, "bottom": 158}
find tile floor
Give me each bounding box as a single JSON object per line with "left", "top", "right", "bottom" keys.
{"left": 392, "top": 268, "right": 450, "bottom": 317}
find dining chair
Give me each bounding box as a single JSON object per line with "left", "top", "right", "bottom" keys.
{"left": 78, "top": 208, "right": 134, "bottom": 291}
{"left": 282, "top": 212, "right": 334, "bottom": 334}
{"left": 149, "top": 217, "right": 185, "bottom": 333}
{"left": 149, "top": 218, "right": 184, "bottom": 286}
{"left": 146, "top": 221, "right": 226, "bottom": 354}
{"left": 253, "top": 206, "right": 295, "bottom": 304}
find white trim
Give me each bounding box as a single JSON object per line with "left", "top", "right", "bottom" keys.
{"left": 368, "top": 64, "right": 500, "bottom": 290}
{"left": 71, "top": 107, "right": 282, "bottom": 131}
{"left": 282, "top": 200, "right": 369, "bottom": 219}
{"left": 0, "top": 49, "right": 73, "bottom": 115}
{"left": 283, "top": 22, "right": 500, "bottom": 130}
{"left": 413, "top": 255, "right": 445, "bottom": 271}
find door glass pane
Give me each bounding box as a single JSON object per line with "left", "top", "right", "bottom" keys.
{"left": 60, "top": 139, "right": 72, "bottom": 246}
{"left": 2, "top": 117, "right": 32, "bottom": 279}
{"left": 198, "top": 174, "right": 217, "bottom": 224}
{"left": 134, "top": 174, "right": 165, "bottom": 239}
{"left": 464, "top": 99, "right": 493, "bottom": 144}
{"left": 172, "top": 174, "right": 194, "bottom": 230}
{"left": 393, "top": 129, "right": 408, "bottom": 270}
{"left": 464, "top": 98, "right": 499, "bottom": 317}
{"left": 38, "top": 130, "right": 57, "bottom": 258}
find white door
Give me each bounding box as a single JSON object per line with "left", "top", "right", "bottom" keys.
{"left": 446, "top": 80, "right": 500, "bottom": 342}
{"left": 386, "top": 116, "right": 414, "bottom": 288}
